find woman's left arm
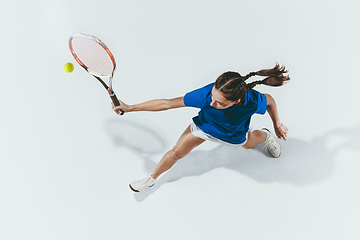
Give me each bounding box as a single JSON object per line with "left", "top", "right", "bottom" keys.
{"left": 264, "top": 94, "right": 288, "bottom": 141}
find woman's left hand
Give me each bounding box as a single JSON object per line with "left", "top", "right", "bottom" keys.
{"left": 274, "top": 123, "right": 288, "bottom": 141}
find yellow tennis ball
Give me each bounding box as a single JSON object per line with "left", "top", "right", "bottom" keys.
{"left": 64, "top": 62, "right": 74, "bottom": 73}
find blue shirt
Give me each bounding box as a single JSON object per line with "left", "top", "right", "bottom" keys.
{"left": 184, "top": 83, "right": 267, "bottom": 144}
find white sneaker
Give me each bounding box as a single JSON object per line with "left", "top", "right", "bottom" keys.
{"left": 261, "top": 128, "right": 281, "bottom": 158}
{"left": 129, "top": 176, "right": 156, "bottom": 192}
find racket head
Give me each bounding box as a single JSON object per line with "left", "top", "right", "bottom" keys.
{"left": 69, "top": 32, "right": 116, "bottom": 78}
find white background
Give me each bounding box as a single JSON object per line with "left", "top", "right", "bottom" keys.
{"left": 1, "top": 0, "right": 360, "bottom": 239}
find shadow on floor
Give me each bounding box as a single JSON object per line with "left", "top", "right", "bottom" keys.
{"left": 104, "top": 120, "right": 360, "bottom": 202}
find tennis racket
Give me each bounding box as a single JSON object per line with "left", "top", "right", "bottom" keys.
{"left": 69, "top": 32, "right": 124, "bottom": 115}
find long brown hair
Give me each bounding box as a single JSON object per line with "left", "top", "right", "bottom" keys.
{"left": 214, "top": 63, "right": 290, "bottom": 101}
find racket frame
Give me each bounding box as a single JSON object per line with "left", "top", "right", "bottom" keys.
{"left": 69, "top": 32, "right": 123, "bottom": 114}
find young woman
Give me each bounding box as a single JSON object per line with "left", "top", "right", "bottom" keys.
{"left": 113, "top": 64, "right": 290, "bottom": 192}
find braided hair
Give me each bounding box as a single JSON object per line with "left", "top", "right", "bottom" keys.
{"left": 214, "top": 63, "right": 290, "bottom": 102}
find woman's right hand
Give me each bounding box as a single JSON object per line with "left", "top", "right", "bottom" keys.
{"left": 111, "top": 100, "right": 130, "bottom": 115}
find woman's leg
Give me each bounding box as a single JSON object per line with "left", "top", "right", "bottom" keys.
{"left": 242, "top": 130, "right": 267, "bottom": 149}
{"left": 129, "top": 125, "right": 205, "bottom": 192}
{"left": 151, "top": 125, "right": 206, "bottom": 179}
{"left": 243, "top": 129, "right": 281, "bottom": 158}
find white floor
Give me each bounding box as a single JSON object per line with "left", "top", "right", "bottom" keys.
{"left": 1, "top": 0, "right": 360, "bottom": 239}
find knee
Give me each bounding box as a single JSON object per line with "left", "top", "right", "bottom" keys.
{"left": 168, "top": 148, "right": 186, "bottom": 161}
{"left": 243, "top": 143, "right": 256, "bottom": 150}
{"left": 242, "top": 130, "right": 265, "bottom": 150}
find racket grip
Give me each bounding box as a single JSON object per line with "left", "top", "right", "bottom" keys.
{"left": 110, "top": 92, "right": 124, "bottom": 115}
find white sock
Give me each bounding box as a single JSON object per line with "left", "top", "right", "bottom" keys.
{"left": 261, "top": 129, "right": 270, "bottom": 141}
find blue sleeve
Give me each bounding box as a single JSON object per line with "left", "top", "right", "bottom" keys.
{"left": 184, "top": 83, "right": 214, "bottom": 109}
{"left": 256, "top": 92, "right": 267, "bottom": 114}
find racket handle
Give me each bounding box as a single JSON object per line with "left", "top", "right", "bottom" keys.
{"left": 109, "top": 92, "right": 124, "bottom": 115}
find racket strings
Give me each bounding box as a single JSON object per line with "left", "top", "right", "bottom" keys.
{"left": 71, "top": 35, "right": 114, "bottom": 77}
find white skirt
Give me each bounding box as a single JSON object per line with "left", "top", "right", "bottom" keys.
{"left": 190, "top": 121, "right": 250, "bottom": 146}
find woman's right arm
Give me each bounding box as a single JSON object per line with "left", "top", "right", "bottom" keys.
{"left": 112, "top": 97, "right": 185, "bottom": 114}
